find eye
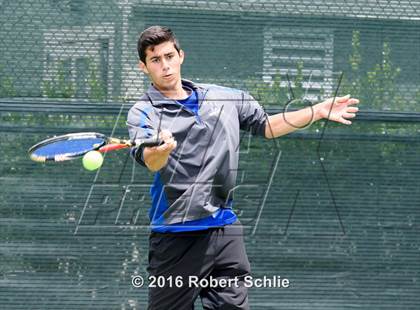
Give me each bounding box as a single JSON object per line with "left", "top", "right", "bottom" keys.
{"left": 152, "top": 58, "right": 159, "bottom": 63}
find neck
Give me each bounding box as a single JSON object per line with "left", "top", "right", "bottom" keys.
{"left": 154, "top": 79, "right": 188, "bottom": 100}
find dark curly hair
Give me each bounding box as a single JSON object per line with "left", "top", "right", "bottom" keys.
{"left": 137, "top": 25, "right": 180, "bottom": 64}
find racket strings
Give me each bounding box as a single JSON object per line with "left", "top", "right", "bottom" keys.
{"left": 30, "top": 137, "right": 105, "bottom": 161}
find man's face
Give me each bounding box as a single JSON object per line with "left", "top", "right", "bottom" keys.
{"left": 140, "top": 41, "right": 184, "bottom": 92}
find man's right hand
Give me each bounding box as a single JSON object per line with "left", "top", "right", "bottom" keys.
{"left": 143, "top": 130, "right": 177, "bottom": 171}
{"left": 153, "top": 129, "right": 177, "bottom": 153}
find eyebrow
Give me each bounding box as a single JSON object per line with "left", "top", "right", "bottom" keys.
{"left": 150, "top": 52, "right": 174, "bottom": 61}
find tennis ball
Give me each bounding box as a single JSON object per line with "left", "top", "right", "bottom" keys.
{"left": 82, "top": 151, "right": 103, "bottom": 171}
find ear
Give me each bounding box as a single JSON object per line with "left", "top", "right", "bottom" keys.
{"left": 139, "top": 61, "right": 149, "bottom": 74}
{"left": 179, "top": 50, "right": 185, "bottom": 65}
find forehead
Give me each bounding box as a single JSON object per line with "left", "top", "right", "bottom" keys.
{"left": 145, "top": 41, "right": 178, "bottom": 59}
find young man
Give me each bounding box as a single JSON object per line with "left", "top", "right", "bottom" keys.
{"left": 127, "top": 26, "right": 359, "bottom": 310}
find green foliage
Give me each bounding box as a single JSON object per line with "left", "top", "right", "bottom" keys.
{"left": 246, "top": 61, "right": 306, "bottom": 108}
{"left": 42, "top": 60, "right": 76, "bottom": 98}
{"left": 87, "top": 58, "right": 107, "bottom": 102}
{"left": 42, "top": 58, "right": 107, "bottom": 101}
{"left": 415, "top": 88, "right": 420, "bottom": 104}
{"left": 366, "top": 42, "right": 403, "bottom": 110}
{"left": 246, "top": 72, "right": 287, "bottom": 107}
{"left": 0, "top": 65, "right": 17, "bottom": 97}
{"left": 340, "top": 30, "right": 415, "bottom": 156}
{"left": 341, "top": 31, "right": 363, "bottom": 99}
{"left": 342, "top": 30, "right": 404, "bottom": 111}
{"left": 293, "top": 61, "right": 305, "bottom": 99}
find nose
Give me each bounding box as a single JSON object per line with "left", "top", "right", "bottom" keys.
{"left": 161, "top": 59, "right": 170, "bottom": 71}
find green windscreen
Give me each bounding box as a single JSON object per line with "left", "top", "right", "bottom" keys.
{"left": 1, "top": 1, "right": 420, "bottom": 309}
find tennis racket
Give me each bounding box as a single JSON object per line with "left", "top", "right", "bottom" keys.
{"left": 28, "top": 132, "right": 162, "bottom": 162}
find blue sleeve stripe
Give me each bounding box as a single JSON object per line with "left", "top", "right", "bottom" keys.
{"left": 139, "top": 106, "right": 153, "bottom": 137}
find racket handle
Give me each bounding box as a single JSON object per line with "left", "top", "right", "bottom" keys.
{"left": 138, "top": 137, "right": 163, "bottom": 147}
{"left": 98, "top": 144, "right": 128, "bottom": 153}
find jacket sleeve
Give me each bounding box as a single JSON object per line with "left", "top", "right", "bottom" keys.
{"left": 127, "top": 103, "right": 156, "bottom": 166}
{"left": 236, "top": 91, "right": 267, "bottom": 137}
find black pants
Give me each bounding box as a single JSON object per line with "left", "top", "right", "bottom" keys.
{"left": 147, "top": 220, "right": 251, "bottom": 310}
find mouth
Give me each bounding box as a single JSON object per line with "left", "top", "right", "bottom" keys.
{"left": 163, "top": 74, "right": 174, "bottom": 79}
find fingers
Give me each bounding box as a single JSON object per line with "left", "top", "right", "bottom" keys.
{"left": 340, "top": 117, "right": 352, "bottom": 125}
{"left": 342, "top": 106, "right": 359, "bottom": 119}
{"left": 347, "top": 106, "right": 359, "bottom": 113}
{"left": 156, "top": 137, "right": 177, "bottom": 152}
{"left": 342, "top": 112, "right": 356, "bottom": 119}
{"left": 336, "top": 94, "right": 350, "bottom": 103}
{"left": 159, "top": 129, "right": 173, "bottom": 141}
{"left": 346, "top": 98, "right": 360, "bottom": 105}
{"left": 341, "top": 105, "right": 359, "bottom": 124}
{"left": 334, "top": 95, "right": 360, "bottom": 105}
{"left": 156, "top": 130, "right": 177, "bottom": 153}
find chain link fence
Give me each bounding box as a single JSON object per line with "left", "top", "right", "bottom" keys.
{"left": 1, "top": 0, "right": 420, "bottom": 110}
{"left": 1, "top": 1, "right": 420, "bottom": 309}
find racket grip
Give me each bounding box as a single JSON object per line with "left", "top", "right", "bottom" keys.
{"left": 139, "top": 137, "right": 163, "bottom": 147}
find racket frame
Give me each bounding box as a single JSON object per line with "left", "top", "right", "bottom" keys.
{"left": 28, "top": 132, "right": 157, "bottom": 162}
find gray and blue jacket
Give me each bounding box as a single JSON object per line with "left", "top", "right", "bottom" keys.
{"left": 127, "top": 79, "right": 267, "bottom": 232}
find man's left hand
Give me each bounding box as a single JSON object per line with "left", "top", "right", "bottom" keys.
{"left": 316, "top": 95, "right": 360, "bottom": 125}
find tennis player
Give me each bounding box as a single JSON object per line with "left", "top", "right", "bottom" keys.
{"left": 127, "top": 25, "right": 359, "bottom": 310}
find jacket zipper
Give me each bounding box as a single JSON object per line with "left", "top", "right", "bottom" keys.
{"left": 195, "top": 88, "right": 209, "bottom": 125}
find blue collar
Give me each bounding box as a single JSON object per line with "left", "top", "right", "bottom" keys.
{"left": 146, "top": 79, "right": 205, "bottom": 108}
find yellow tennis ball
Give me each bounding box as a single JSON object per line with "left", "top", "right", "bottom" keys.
{"left": 82, "top": 151, "right": 103, "bottom": 171}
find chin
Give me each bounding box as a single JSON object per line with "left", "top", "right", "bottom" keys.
{"left": 158, "top": 79, "right": 178, "bottom": 90}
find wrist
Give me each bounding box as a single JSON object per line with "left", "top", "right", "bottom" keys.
{"left": 313, "top": 102, "right": 325, "bottom": 121}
